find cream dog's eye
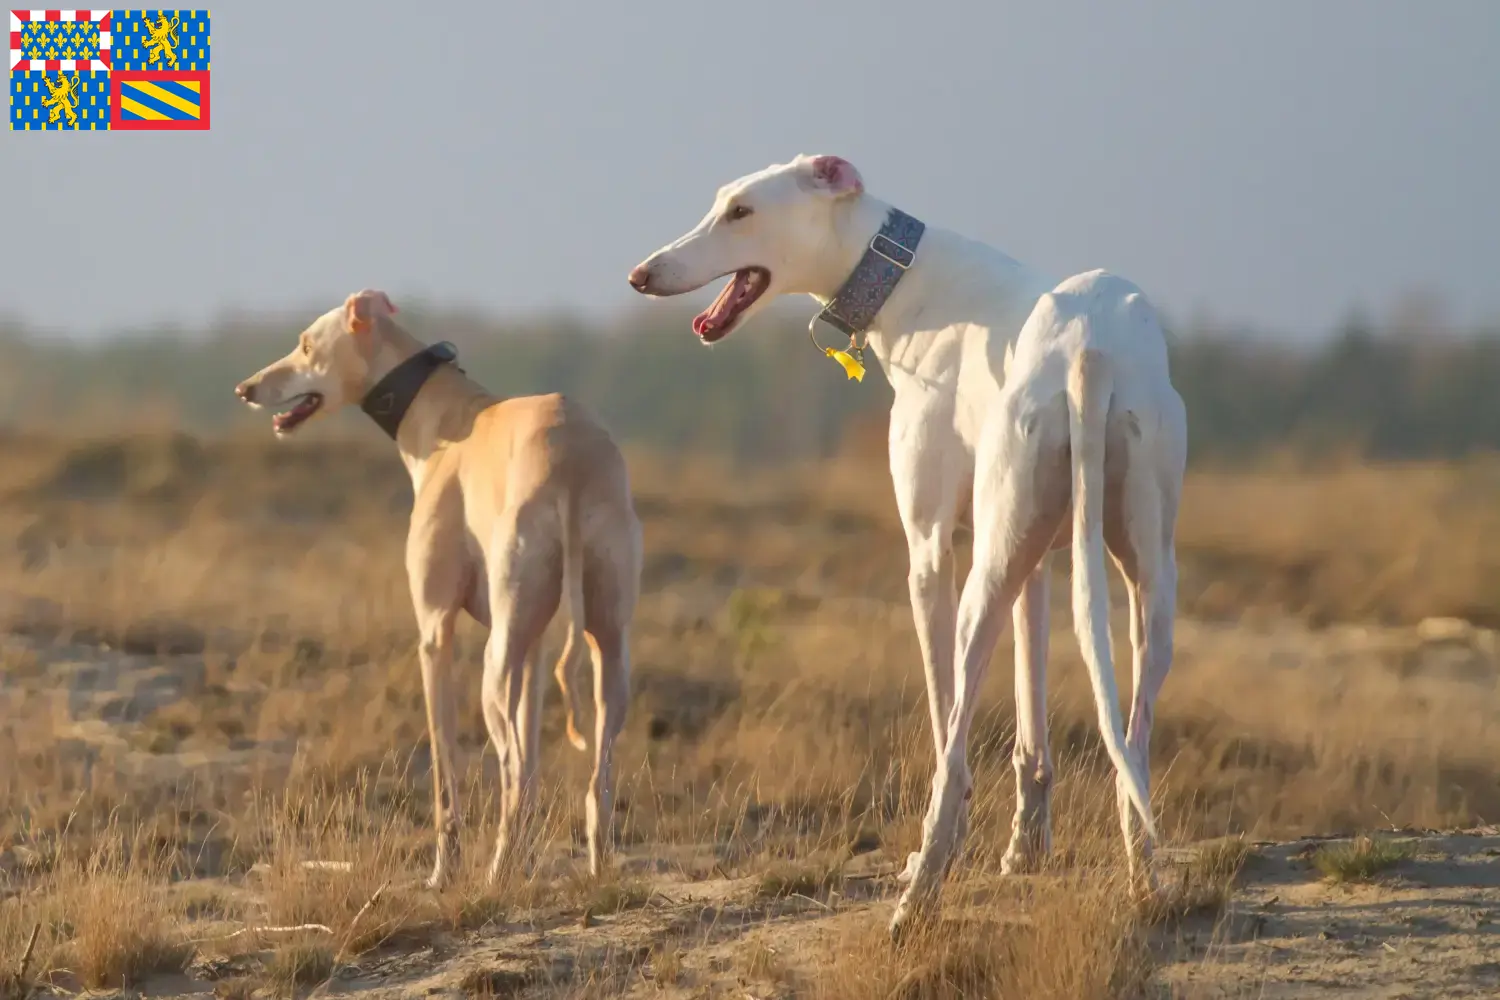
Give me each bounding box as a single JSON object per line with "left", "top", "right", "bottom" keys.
{"left": 301, "top": 340, "right": 311, "bottom": 356}
{"left": 726, "top": 204, "right": 752, "bottom": 221}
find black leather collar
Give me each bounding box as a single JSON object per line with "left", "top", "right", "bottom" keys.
{"left": 359, "top": 341, "right": 461, "bottom": 440}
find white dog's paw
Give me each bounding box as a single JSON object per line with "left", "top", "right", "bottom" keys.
{"left": 895, "top": 850, "right": 921, "bottom": 884}
{"left": 1000, "top": 843, "right": 1044, "bottom": 876}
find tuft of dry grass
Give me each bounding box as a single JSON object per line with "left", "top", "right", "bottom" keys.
{"left": 576, "top": 876, "right": 655, "bottom": 919}
{"left": 736, "top": 938, "right": 788, "bottom": 985}
{"left": 440, "top": 883, "right": 511, "bottom": 933}
{"left": 0, "top": 924, "right": 41, "bottom": 1000}
{"left": 211, "top": 977, "right": 259, "bottom": 1000}
{"left": 1143, "top": 836, "right": 1253, "bottom": 925}
{"left": 1312, "top": 835, "right": 1418, "bottom": 883}
{"left": 461, "top": 966, "right": 540, "bottom": 999}
{"left": 815, "top": 878, "right": 1151, "bottom": 1000}
{"left": 265, "top": 940, "right": 335, "bottom": 988}
{"left": 645, "top": 942, "right": 685, "bottom": 988}
{"left": 46, "top": 833, "right": 193, "bottom": 991}
{"left": 754, "top": 858, "right": 846, "bottom": 901}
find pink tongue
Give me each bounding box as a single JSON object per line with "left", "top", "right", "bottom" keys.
{"left": 275, "top": 397, "right": 316, "bottom": 428}
{"left": 693, "top": 272, "right": 746, "bottom": 335}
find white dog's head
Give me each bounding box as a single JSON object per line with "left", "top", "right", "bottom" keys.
{"left": 627, "top": 154, "right": 866, "bottom": 342}
{"left": 234, "top": 289, "right": 399, "bottom": 436}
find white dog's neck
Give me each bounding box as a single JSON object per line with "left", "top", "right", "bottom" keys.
{"left": 802, "top": 193, "right": 1052, "bottom": 391}
{"left": 802, "top": 195, "right": 899, "bottom": 370}
{"left": 801, "top": 194, "right": 895, "bottom": 305}
{"left": 806, "top": 195, "right": 957, "bottom": 382}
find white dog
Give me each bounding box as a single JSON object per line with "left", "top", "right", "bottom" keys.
{"left": 628, "top": 155, "right": 1186, "bottom": 934}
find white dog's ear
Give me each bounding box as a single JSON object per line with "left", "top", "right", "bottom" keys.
{"left": 344, "top": 289, "right": 398, "bottom": 334}
{"left": 797, "top": 155, "right": 864, "bottom": 198}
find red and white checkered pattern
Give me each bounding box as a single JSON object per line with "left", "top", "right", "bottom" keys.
{"left": 9, "top": 10, "right": 111, "bottom": 72}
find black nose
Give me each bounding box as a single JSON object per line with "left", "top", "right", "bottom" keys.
{"left": 627, "top": 264, "right": 651, "bottom": 292}
{"left": 235, "top": 381, "right": 255, "bottom": 402}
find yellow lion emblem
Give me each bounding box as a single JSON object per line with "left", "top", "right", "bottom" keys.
{"left": 41, "top": 71, "right": 81, "bottom": 128}
{"left": 142, "top": 12, "right": 180, "bottom": 68}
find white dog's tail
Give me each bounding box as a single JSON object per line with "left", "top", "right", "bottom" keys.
{"left": 554, "top": 491, "right": 590, "bottom": 752}
{"left": 1066, "top": 348, "right": 1157, "bottom": 840}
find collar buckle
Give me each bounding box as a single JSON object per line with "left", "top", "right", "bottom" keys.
{"left": 869, "top": 231, "right": 916, "bottom": 269}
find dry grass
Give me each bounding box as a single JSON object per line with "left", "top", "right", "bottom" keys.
{"left": 813, "top": 868, "right": 1152, "bottom": 1000}
{"left": 1142, "top": 836, "right": 1252, "bottom": 925}
{"left": 1312, "top": 835, "right": 1419, "bottom": 883}
{"left": 461, "top": 965, "right": 543, "bottom": 998}
{"left": 754, "top": 858, "right": 846, "bottom": 901}
{"left": 0, "top": 831, "right": 192, "bottom": 994}
{"left": 3, "top": 432, "right": 1500, "bottom": 995}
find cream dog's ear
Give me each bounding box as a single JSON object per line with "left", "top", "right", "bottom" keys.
{"left": 344, "top": 289, "right": 398, "bottom": 335}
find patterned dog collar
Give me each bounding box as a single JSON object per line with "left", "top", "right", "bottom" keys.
{"left": 813, "top": 208, "right": 925, "bottom": 337}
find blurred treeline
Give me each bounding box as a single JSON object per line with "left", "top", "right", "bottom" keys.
{"left": 0, "top": 297, "right": 1496, "bottom": 466}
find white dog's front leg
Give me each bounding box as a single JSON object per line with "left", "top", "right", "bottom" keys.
{"left": 889, "top": 407, "right": 967, "bottom": 765}
{"left": 894, "top": 534, "right": 958, "bottom": 887}
{"left": 889, "top": 743, "right": 973, "bottom": 934}
{"left": 890, "top": 533, "right": 1023, "bottom": 938}
{"left": 906, "top": 531, "right": 957, "bottom": 757}
{"left": 889, "top": 421, "right": 966, "bottom": 886}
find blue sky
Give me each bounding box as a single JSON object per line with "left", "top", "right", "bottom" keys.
{"left": 2, "top": 0, "right": 1497, "bottom": 339}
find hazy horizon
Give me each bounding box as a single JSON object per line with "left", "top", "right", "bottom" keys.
{"left": 3, "top": 0, "right": 1497, "bottom": 341}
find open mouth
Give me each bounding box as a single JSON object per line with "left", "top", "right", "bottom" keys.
{"left": 271, "top": 393, "right": 323, "bottom": 435}
{"left": 692, "top": 267, "right": 770, "bottom": 343}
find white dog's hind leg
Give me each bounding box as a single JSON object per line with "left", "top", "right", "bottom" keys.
{"left": 1109, "top": 497, "right": 1177, "bottom": 888}
{"left": 1105, "top": 410, "right": 1183, "bottom": 890}
{"left": 1001, "top": 562, "right": 1054, "bottom": 875}
{"left": 1118, "top": 550, "right": 1175, "bottom": 888}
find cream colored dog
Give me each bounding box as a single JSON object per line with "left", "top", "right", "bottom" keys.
{"left": 235, "top": 289, "right": 642, "bottom": 888}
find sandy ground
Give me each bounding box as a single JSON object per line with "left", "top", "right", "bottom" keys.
{"left": 1160, "top": 833, "right": 1500, "bottom": 1000}
{"left": 101, "top": 830, "right": 1500, "bottom": 999}
{"left": 6, "top": 611, "right": 1500, "bottom": 998}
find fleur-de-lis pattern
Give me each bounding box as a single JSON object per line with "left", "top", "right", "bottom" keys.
{"left": 19, "top": 19, "right": 102, "bottom": 62}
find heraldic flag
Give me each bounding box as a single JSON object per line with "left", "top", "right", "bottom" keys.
{"left": 9, "top": 9, "right": 210, "bottom": 130}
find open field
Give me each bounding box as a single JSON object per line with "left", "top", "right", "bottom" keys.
{"left": 4, "top": 431, "right": 1500, "bottom": 998}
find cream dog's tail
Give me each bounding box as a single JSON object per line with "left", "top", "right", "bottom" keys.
{"left": 554, "top": 491, "right": 590, "bottom": 752}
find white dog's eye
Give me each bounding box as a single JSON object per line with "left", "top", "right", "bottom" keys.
{"left": 301, "top": 339, "right": 311, "bottom": 356}
{"left": 725, "top": 204, "right": 753, "bottom": 222}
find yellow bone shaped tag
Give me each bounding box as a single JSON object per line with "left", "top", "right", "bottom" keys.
{"left": 825, "top": 347, "right": 866, "bottom": 382}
